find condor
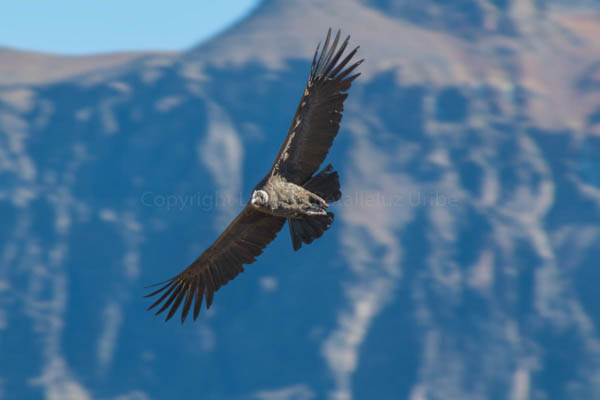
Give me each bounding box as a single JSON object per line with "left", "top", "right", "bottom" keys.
{"left": 146, "top": 29, "right": 363, "bottom": 322}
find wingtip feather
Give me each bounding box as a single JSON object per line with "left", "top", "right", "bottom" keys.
{"left": 144, "top": 280, "right": 173, "bottom": 298}
{"left": 165, "top": 285, "right": 187, "bottom": 322}
{"left": 319, "top": 30, "right": 341, "bottom": 75}
{"left": 180, "top": 285, "right": 194, "bottom": 323}
{"left": 315, "top": 29, "right": 332, "bottom": 76}
{"left": 193, "top": 286, "right": 204, "bottom": 320}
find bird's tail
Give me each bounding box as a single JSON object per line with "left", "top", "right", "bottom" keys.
{"left": 288, "top": 164, "right": 341, "bottom": 251}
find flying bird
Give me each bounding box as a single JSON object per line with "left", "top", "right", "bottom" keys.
{"left": 146, "top": 29, "right": 363, "bottom": 323}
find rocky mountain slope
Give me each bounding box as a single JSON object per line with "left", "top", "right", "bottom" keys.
{"left": 1, "top": 0, "right": 599, "bottom": 399}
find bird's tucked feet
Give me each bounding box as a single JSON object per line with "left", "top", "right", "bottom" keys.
{"left": 288, "top": 164, "right": 341, "bottom": 250}
{"left": 304, "top": 192, "right": 328, "bottom": 215}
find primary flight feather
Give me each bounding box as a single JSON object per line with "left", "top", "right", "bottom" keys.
{"left": 146, "top": 29, "right": 363, "bottom": 323}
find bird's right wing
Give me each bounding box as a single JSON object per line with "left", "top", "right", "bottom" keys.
{"left": 145, "top": 206, "right": 286, "bottom": 323}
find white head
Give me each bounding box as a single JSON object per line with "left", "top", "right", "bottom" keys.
{"left": 250, "top": 190, "right": 269, "bottom": 207}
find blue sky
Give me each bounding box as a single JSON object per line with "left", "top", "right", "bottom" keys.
{"left": 0, "top": 0, "right": 261, "bottom": 54}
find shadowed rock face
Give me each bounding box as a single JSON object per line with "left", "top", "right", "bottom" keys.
{"left": 1, "top": 1, "right": 600, "bottom": 399}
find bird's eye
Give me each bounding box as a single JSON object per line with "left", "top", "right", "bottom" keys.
{"left": 259, "top": 190, "right": 268, "bottom": 203}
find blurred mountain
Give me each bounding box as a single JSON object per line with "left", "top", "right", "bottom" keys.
{"left": 0, "top": 48, "right": 176, "bottom": 87}
{"left": 1, "top": 0, "right": 600, "bottom": 399}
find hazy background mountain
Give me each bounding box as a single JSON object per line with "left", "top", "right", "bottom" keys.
{"left": 1, "top": 0, "right": 600, "bottom": 399}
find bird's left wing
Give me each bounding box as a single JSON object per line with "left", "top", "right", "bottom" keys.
{"left": 269, "top": 29, "right": 363, "bottom": 184}
{"left": 145, "top": 206, "right": 285, "bottom": 323}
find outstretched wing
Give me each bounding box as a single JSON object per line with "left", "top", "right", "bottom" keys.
{"left": 145, "top": 206, "right": 285, "bottom": 323}
{"left": 270, "top": 29, "right": 363, "bottom": 184}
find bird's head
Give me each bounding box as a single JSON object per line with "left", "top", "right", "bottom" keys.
{"left": 250, "top": 190, "right": 269, "bottom": 208}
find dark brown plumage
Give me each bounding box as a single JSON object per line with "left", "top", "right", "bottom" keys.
{"left": 146, "top": 29, "right": 362, "bottom": 323}
{"left": 271, "top": 30, "right": 362, "bottom": 185}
